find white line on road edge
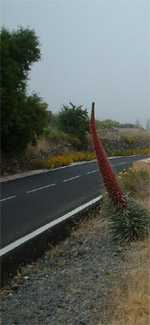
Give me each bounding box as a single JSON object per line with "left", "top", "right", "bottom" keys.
{"left": 86, "top": 169, "right": 98, "bottom": 175}
{"left": 63, "top": 175, "right": 81, "bottom": 183}
{"left": 26, "top": 183, "right": 56, "bottom": 194}
{"left": 0, "top": 195, "right": 102, "bottom": 257}
{"left": 0, "top": 195, "right": 16, "bottom": 202}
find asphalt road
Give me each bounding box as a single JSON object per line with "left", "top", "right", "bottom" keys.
{"left": 0, "top": 156, "right": 144, "bottom": 251}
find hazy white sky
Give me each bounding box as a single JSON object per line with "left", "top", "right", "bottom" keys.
{"left": 1, "top": 0, "right": 150, "bottom": 125}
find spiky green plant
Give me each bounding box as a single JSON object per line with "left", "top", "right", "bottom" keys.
{"left": 102, "top": 194, "right": 150, "bottom": 242}
{"left": 90, "top": 102, "right": 150, "bottom": 242}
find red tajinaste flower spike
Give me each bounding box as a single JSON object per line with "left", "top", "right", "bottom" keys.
{"left": 90, "top": 102, "right": 127, "bottom": 209}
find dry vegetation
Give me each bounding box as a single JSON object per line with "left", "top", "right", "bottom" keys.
{"left": 109, "top": 237, "right": 150, "bottom": 325}
{"left": 30, "top": 151, "right": 96, "bottom": 170}
{"left": 108, "top": 162, "right": 150, "bottom": 325}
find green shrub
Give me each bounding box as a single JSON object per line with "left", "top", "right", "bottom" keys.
{"left": 102, "top": 194, "right": 150, "bottom": 243}
{"left": 30, "top": 159, "right": 48, "bottom": 170}
{"left": 58, "top": 103, "right": 89, "bottom": 150}
{"left": 44, "top": 127, "right": 87, "bottom": 150}
{"left": 45, "top": 127, "right": 70, "bottom": 143}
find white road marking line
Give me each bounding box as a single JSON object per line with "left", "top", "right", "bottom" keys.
{"left": 63, "top": 175, "right": 81, "bottom": 183}
{"left": 0, "top": 195, "right": 102, "bottom": 257}
{"left": 0, "top": 195, "right": 16, "bottom": 202}
{"left": 86, "top": 169, "right": 98, "bottom": 175}
{"left": 26, "top": 183, "right": 56, "bottom": 194}
{"left": 109, "top": 155, "right": 136, "bottom": 159}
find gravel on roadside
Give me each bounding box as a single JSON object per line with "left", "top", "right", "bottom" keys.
{"left": 0, "top": 211, "right": 125, "bottom": 325}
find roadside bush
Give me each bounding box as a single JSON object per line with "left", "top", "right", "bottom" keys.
{"left": 30, "top": 159, "right": 49, "bottom": 170}
{"left": 68, "top": 136, "right": 81, "bottom": 149}
{"left": 102, "top": 194, "right": 150, "bottom": 243}
{"left": 69, "top": 152, "right": 96, "bottom": 162}
{"left": 47, "top": 152, "right": 96, "bottom": 169}
{"left": 45, "top": 127, "right": 70, "bottom": 144}
{"left": 26, "top": 137, "right": 50, "bottom": 160}
{"left": 118, "top": 168, "right": 150, "bottom": 200}
{"left": 47, "top": 155, "right": 73, "bottom": 169}
{"left": 29, "top": 151, "right": 96, "bottom": 170}
{"left": 112, "top": 147, "right": 150, "bottom": 156}
{"left": 44, "top": 127, "right": 88, "bottom": 151}
{"left": 58, "top": 103, "right": 89, "bottom": 150}
{"left": 121, "top": 133, "right": 150, "bottom": 144}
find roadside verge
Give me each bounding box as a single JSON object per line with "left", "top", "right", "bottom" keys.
{"left": 0, "top": 155, "right": 136, "bottom": 183}
{"left": 0, "top": 195, "right": 102, "bottom": 286}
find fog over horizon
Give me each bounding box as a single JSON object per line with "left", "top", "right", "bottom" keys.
{"left": 1, "top": 0, "right": 150, "bottom": 126}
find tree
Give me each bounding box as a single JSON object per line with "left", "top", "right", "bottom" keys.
{"left": 58, "top": 103, "right": 89, "bottom": 149}
{"left": 0, "top": 27, "right": 48, "bottom": 158}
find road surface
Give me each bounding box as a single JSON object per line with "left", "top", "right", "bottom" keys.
{"left": 0, "top": 155, "right": 144, "bottom": 253}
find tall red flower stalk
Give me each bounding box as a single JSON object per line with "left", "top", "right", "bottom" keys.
{"left": 90, "top": 102, "right": 127, "bottom": 209}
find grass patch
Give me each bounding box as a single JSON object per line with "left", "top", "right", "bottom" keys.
{"left": 104, "top": 162, "right": 150, "bottom": 325}
{"left": 112, "top": 147, "right": 150, "bottom": 156}
{"left": 110, "top": 238, "right": 150, "bottom": 325}
{"left": 118, "top": 167, "right": 150, "bottom": 201}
